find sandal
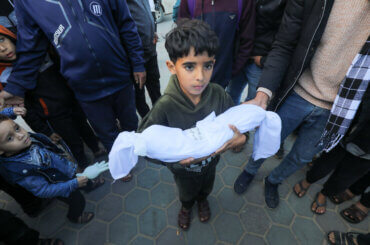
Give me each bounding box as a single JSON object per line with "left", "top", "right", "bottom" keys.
{"left": 340, "top": 204, "right": 368, "bottom": 224}
{"left": 329, "top": 190, "right": 354, "bottom": 204}
{"left": 198, "top": 200, "right": 211, "bottom": 223}
{"left": 178, "top": 206, "right": 191, "bottom": 230}
{"left": 311, "top": 192, "right": 327, "bottom": 215}
{"left": 327, "top": 231, "right": 359, "bottom": 245}
{"left": 293, "top": 179, "right": 310, "bottom": 198}
{"left": 38, "top": 238, "right": 64, "bottom": 245}
{"left": 120, "top": 173, "right": 133, "bottom": 182}
{"left": 72, "top": 212, "right": 94, "bottom": 224}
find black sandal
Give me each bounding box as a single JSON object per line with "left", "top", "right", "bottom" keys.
{"left": 327, "top": 231, "right": 359, "bottom": 245}
{"left": 340, "top": 204, "right": 368, "bottom": 224}
{"left": 198, "top": 200, "right": 211, "bottom": 223}
{"left": 311, "top": 192, "right": 327, "bottom": 215}
{"left": 293, "top": 179, "right": 309, "bottom": 198}
{"left": 178, "top": 206, "right": 191, "bottom": 230}
{"left": 329, "top": 190, "right": 354, "bottom": 204}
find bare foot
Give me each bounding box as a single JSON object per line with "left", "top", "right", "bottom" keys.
{"left": 293, "top": 179, "right": 311, "bottom": 197}
{"left": 312, "top": 192, "right": 326, "bottom": 214}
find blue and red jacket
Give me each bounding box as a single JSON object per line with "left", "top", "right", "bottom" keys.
{"left": 5, "top": 0, "right": 145, "bottom": 102}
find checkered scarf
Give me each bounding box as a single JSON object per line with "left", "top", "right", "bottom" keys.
{"left": 321, "top": 37, "right": 370, "bottom": 152}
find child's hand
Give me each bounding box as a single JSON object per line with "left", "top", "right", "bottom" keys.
{"left": 49, "top": 133, "right": 62, "bottom": 144}
{"left": 133, "top": 71, "right": 147, "bottom": 89}
{"left": 179, "top": 155, "right": 211, "bottom": 166}
{"left": 77, "top": 176, "right": 88, "bottom": 187}
{"left": 13, "top": 107, "right": 27, "bottom": 116}
{"left": 214, "top": 125, "right": 246, "bottom": 155}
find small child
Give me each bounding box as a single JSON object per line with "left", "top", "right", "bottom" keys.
{"left": 138, "top": 19, "right": 246, "bottom": 230}
{"left": 0, "top": 115, "right": 101, "bottom": 224}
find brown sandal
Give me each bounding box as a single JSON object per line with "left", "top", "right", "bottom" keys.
{"left": 178, "top": 207, "right": 191, "bottom": 230}
{"left": 329, "top": 190, "right": 354, "bottom": 204}
{"left": 340, "top": 204, "right": 368, "bottom": 224}
{"left": 198, "top": 200, "right": 211, "bottom": 223}
{"left": 120, "top": 173, "right": 133, "bottom": 182}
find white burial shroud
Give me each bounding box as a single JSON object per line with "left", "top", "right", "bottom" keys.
{"left": 109, "top": 104, "right": 282, "bottom": 180}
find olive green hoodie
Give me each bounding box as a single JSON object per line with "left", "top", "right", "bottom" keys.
{"left": 138, "top": 74, "right": 234, "bottom": 175}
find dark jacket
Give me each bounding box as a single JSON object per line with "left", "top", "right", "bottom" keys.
{"left": 252, "top": 0, "right": 287, "bottom": 66}
{"left": 258, "top": 0, "right": 335, "bottom": 111}
{"left": 138, "top": 75, "right": 234, "bottom": 175}
{"left": 0, "top": 134, "right": 79, "bottom": 198}
{"left": 179, "top": 0, "right": 255, "bottom": 87}
{"left": 5, "top": 0, "right": 145, "bottom": 102}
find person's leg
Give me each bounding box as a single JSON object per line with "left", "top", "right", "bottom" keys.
{"left": 196, "top": 165, "right": 216, "bottom": 222}
{"left": 113, "top": 85, "right": 138, "bottom": 132}
{"left": 58, "top": 190, "right": 87, "bottom": 222}
{"left": 134, "top": 80, "right": 150, "bottom": 118}
{"left": 226, "top": 69, "right": 247, "bottom": 105}
{"left": 145, "top": 55, "right": 161, "bottom": 105}
{"left": 349, "top": 171, "right": 370, "bottom": 196}
{"left": 78, "top": 95, "right": 119, "bottom": 152}
{"left": 357, "top": 233, "right": 370, "bottom": 245}
{"left": 244, "top": 63, "right": 262, "bottom": 101}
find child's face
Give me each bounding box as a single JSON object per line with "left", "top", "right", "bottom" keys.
{"left": 0, "top": 119, "right": 31, "bottom": 156}
{"left": 0, "top": 34, "right": 16, "bottom": 61}
{"left": 167, "top": 47, "right": 215, "bottom": 104}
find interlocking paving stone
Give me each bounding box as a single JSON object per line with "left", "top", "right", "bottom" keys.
{"left": 186, "top": 219, "right": 216, "bottom": 245}
{"left": 96, "top": 194, "right": 122, "bottom": 222}
{"left": 160, "top": 167, "right": 174, "bottom": 183}
{"left": 278, "top": 183, "right": 291, "bottom": 199}
{"left": 124, "top": 189, "right": 150, "bottom": 214}
{"left": 315, "top": 210, "right": 348, "bottom": 233}
{"left": 239, "top": 234, "right": 266, "bottom": 245}
{"left": 78, "top": 220, "right": 107, "bottom": 245}
{"left": 84, "top": 181, "right": 111, "bottom": 202}
{"left": 156, "top": 227, "right": 186, "bottom": 245}
{"left": 285, "top": 169, "right": 306, "bottom": 188}
{"left": 218, "top": 187, "right": 245, "bottom": 212}
{"left": 109, "top": 213, "right": 137, "bottom": 244}
{"left": 287, "top": 192, "right": 314, "bottom": 218}
{"left": 130, "top": 236, "right": 154, "bottom": 245}
{"left": 222, "top": 151, "right": 248, "bottom": 168}
{"left": 292, "top": 217, "right": 323, "bottom": 245}
{"left": 221, "top": 166, "right": 242, "bottom": 186}
{"left": 266, "top": 225, "right": 298, "bottom": 245}
{"left": 265, "top": 200, "right": 294, "bottom": 226}
{"left": 137, "top": 168, "right": 160, "bottom": 189}
{"left": 146, "top": 160, "right": 163, "bottom": 169}
{"left": 216, "top": 156, "right": 227, "bottom": 173}
{"left": 54, "top": 228, "right": 77, "bottom": 245}
{"left": 214, "top": 213, "right": 244, "bottom": 244}
{"left": 132, "top": 157, "right": 147, "bottom": 174}
{"left": 111, "top": 177, "right": 136, "bottom": 197}
{"left": 240, "top": 204, "right": 270, "bottom": 235}
{"left": 166, "top": 200, "right": 182, "bottom": 227}
{"left": 151, "top": 183, "right": 176, "bottom": 208}
{"left": 211, "top": 174, "right": 223, "bottom": 195}
{"left": 139, "top": 207, "right": 167, "bottom": 237}
{"left": 38, "top": 206, "right": 67, "bottom": 236}
{"left": 244, "top": 181, "right": 265, "bottom": 205}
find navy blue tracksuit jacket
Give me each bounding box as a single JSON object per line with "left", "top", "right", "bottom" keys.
{"left": 6, "top": 0, "right": 145, "bottom": 101}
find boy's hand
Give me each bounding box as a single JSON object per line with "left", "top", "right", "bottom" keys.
{"left": 77, "top": 176, "right": 88, "bottom": 187}
{"left": 133, "top": 71, "right": 147, "bottom": 89}
{"left": 214, "top": 125, "right": 246, "bottom": 155}
{"left": 179, "top": 155, "right": 211, "bottom": 166}
{"left": 243, "top": 91, "right": 269, "bottom": 110}
{"left": 252, "top": 56, "right": 262, "bottom": 67}
{"left": 13, "top": 107, "right": 27, "bottom": 116}
{"left": 49, "top": 133, "right": 62, "bottom": 144}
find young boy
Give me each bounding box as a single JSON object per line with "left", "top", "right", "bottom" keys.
{"left": 138, "top": 19, "right": 246, "bottom": 230}
{"left": 0, "top": 115, "right": 99, "bottom": 224}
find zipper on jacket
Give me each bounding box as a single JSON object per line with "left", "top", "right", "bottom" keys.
{"left": 36, "top": 170, "right": 64, "bottom": 183}
{"left": 274, "top": 0, "right": 327, "bottom": 111}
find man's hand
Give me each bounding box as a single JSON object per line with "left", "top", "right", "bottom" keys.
{"left": 243, "top": 91, "right": 269, "bottom": 110}
{"left": 77, "top": 176, "right": 88, "bottom": 187}
{"left": 133, "top": 71, "right": 147, "bottom": 89}
{"left": 153, "top": 33, "right": 159, "bottom": 44}
{"left": 214, "top": 125, "right": 246, "bottom": 155}
{"left": 13, "top": 107, "right": 27, "bottom": 116}
{"left": 252, "top": 56, "right": 263, "bottom": 67}
{"left": 49, "top": 133, "right": 62, "bottom": 144}
{"left": 0, "top": 91, "right": 24, "bottom": 108}
{"left": 179, "top": 155, "right": 211, "bottom": 166}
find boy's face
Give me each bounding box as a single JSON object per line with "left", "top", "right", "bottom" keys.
{"left": 166, "top": 47, "right": 215, "bottom": 104}
{"left": 0, "top": 34, "right": 16, "bottom": 61}
{"left": 0, "top": 119, "right": 31, "bottom": 156}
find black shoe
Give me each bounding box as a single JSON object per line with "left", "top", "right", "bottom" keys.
{"left": 264, "top": 177, "right": 279, "bottom": 208}
{"left": 234, "top": 170, "right": 255, "bottom": 194}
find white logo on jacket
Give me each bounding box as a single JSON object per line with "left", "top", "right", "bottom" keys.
{"left": 90, "top": 1, "right": 102, "bottom": 16}
{"left": 53, "top": 24, "right": 65, "bottom": 46}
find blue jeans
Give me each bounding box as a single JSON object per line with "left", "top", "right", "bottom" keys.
{"left": 226, "top": 62, "right": 262, "bottom": 105}
{"left": 79, "top": 86, "right": 138, "bottom": 151}
{"left": 244, "top": 91, "right": 330, "bottom": 184}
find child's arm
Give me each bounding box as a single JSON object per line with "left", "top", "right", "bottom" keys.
{"left": 17, "top": 175, "right": 79, "bottom": 199}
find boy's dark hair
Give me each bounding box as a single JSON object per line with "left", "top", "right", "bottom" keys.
{"left": 165, "top": 19, "right": 219, "bottom": 63}
{"left": 0, "top": 114, "right": 11, "bottom": 124}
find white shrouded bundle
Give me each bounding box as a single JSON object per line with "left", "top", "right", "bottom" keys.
{"left": 109, "top": 104, "right": 282, "bottom": 180}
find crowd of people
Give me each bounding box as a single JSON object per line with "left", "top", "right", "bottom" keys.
{"left": 0, "top": 0, "right": 368, "bottom": 244}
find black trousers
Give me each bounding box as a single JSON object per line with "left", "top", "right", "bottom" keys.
{"left": 50, "top": 102, "right": 100, "bottom": 168}
{"left": 0, "top": 210, "right": 39, "bottom": 245}
{"left": 135, "top": 55, "right": 161, "bottom": 118}
{"left": 349, "top": 171, "right": 370, "bottom": 208}
{"left": 58, "top": 190, "right": 85, "bottom": 221}
{"left": 358, "top": 233, "right": 370, "bottom": 245}
{"left": 174, "top": 165, "right": 216, "bottom": 209}
{"left": 306, "top": 145, "right": 370, "bottom": 197}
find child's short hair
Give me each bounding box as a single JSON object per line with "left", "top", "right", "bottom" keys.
{"left": 0, "top": 114, "right": 11, "bottom": 124}
{"left": 165, "top": 19, "right": 219, "bottom": 63}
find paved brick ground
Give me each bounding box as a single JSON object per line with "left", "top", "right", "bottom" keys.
{"left": 2, "top": 15, "right": 368, "bottom": 245}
